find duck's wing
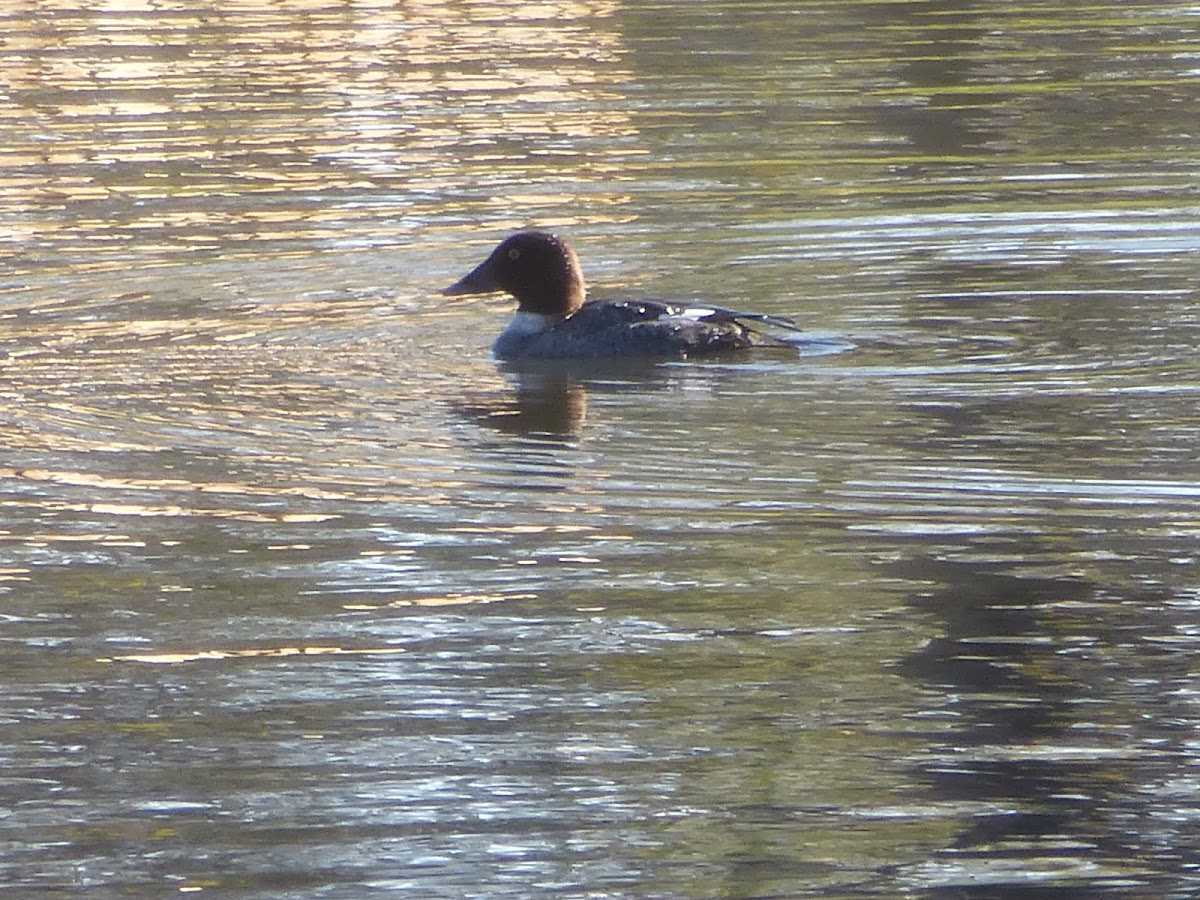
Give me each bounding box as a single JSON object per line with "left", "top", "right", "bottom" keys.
{"left": 577, "top": 300, "right": 803, "bottom": 333}
{"left": 532, "top": 300, "right": 753, "bottom": 357}
{"left": 568, "top": 300, "right": 671, "bottom": 327}
{"left": 682, "top": 306, "right": 804, "bottom": 335}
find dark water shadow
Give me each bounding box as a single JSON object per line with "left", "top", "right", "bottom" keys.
{"left": 887, "top": 556, "right": 1195, "bottom": 898}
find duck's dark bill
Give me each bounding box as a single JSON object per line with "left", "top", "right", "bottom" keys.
{"left": 442, "top": 262, "right": 498, "bottom": 297}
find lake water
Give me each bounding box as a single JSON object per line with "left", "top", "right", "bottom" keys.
{"left": 3, "top": 1, "right": 1200, "bottom": 896}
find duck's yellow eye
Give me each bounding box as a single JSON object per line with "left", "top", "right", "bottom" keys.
{"left": 507, "top": 248, "right": 521, "bottom": 260}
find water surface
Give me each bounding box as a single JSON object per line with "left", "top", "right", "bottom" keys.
{"left": 2, "top": 1, "right": 1200, "bottom": 896}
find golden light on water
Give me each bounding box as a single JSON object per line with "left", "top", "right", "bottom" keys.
{"left": 2, "top": 0, "right": 640, "bottom": 272}
{"left": 100, "top": 592, "right": 537, "bottom": 666}
{"left": 101, "top": 645, "right": 410, "bottom": 665}
{"left": 343, "top": 592, "right": 537, "bottom": 611}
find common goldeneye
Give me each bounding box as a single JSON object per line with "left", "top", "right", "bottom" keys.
{"left": 443, "top": 231, "right": 803, "bottom": 360}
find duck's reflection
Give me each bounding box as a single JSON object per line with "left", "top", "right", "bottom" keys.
{"left": 456, "top": 366, "right": 589, "bottom": 440}
{"left": 454, "top": 357, "right": 687, "bottom": 442}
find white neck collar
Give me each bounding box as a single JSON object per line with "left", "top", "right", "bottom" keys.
{"left": 501, "top": 310, "right": 558, "bottom": 337}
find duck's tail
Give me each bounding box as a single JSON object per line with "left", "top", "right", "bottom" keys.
{"left": 730, "top": 310, "right": 805, "bottom": 334}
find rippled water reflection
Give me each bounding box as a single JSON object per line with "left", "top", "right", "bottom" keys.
{"left": 3, "top": 1, "right": 1200, "bottom": 896}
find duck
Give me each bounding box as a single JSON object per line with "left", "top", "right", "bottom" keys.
{"left": 442, "top": 231, "right": 803, "bottom": 360}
